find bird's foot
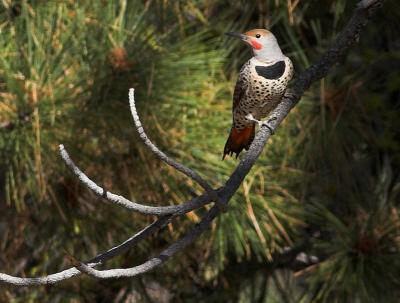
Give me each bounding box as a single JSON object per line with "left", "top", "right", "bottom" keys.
{"left": 245, "top": 113, "right": 262, "bottom": 126}
{"left": 245, "top": 114, "right": 276, "bottom": 135}
{"left": 284, "top": 90, "right": 297, "bottom": 100}
{"left": 262, "top": 116, "right": 277, "bottom": 134}
{"left": 260, "top": 120, "right": 275, "bottom": 135}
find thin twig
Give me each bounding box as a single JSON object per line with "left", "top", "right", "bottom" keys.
{"left": 77, "top": 206, "right": 220, "bottom": 279}
{"left": 129, "top": 89, "right": 224, "bottom": 209}
{"left": 0, "top": 216, "right": 170, "bottom": 286}
{"left": 59, "top": 144, "right": 213, "bottom": 215}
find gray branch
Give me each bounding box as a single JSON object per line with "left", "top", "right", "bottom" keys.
{"left": 77, "top": 206, "right": 220, "bottom": 279}
{"left": 0, "top": 216, "right": 170, "bottom": 286}
{"left": 129, "top": 89, "right": 222, "bottom": 207}
{"left": 0, "top": 0, "right": 384, "bottom": 286}
{"left": 59, "top": 144, "right": 213, "bottom": 215}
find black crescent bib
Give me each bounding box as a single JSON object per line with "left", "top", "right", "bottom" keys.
{"left": 255, "top": 61, "right": 286, "bottom": 80}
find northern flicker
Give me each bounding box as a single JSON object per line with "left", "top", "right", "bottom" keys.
{"left": 223, "top": 29, "right": 294, "bottom": 159}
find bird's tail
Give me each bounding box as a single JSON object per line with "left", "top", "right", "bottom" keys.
{"left": 222, "top": 125, "right": 255, "bottom": 160}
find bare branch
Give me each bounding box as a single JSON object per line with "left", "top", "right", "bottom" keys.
{"left": 59, "top": 144, "right": 213, "bottom": 215}
{"left": 0, "top": 216, "right": 170, "bottom": 286}
{"left": 358, "top": 0, "right": 383, "bottom": 9}
{"left": 0, "top": 0, "right": 384, "bottom": 286}
{"left": 77, "top": 206, "right": 220, "bottom": 279}
{"left": 129, "top": 89, "right": 223, "bottom": 207}
{"left": 87, "top": 215, "right": 171, "bottom": 264}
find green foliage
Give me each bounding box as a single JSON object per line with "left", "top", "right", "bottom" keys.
{"left": 0, "top": 0, "right": 399, "bottom": 302}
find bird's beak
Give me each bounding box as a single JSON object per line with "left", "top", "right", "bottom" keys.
{"left": 225, "top": 32, "right": 248, "bottom": 41}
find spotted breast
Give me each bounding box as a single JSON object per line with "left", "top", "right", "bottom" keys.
{"left": 233, "top": 56, "right": 294, "bottom": 130}
{"left": 223, "top": 28, "right": 294, "bottom": 159}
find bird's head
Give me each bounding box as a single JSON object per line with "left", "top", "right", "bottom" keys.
{"left": 225, "top": 29, "right": 284, "bottom": 62}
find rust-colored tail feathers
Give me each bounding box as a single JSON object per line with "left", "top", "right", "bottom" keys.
{"left": 222, "top": 125, "right": 255, "bottom": 159}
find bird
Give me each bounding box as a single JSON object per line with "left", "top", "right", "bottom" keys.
{"left": 223, "top": 29, "right": 294, "bottom": 160}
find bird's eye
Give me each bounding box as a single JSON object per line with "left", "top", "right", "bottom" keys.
{"left": 255, "top": 34, "right": 261, "bottom": 38}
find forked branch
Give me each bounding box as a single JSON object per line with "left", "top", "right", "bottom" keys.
{"left": 129, "top": 89, "right": 222, "bottom": 207}
{"left": 0, "top": 0, "right": 384, "bottom": 286}
{"left": 59, "top": 144, "right": 213, "bottom": 216}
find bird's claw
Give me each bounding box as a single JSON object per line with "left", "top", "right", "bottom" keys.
{"left": 284, "top": 91, "right": 296, "bottom": 100}
{"left": 245, "top": 113, "right": 259, "bottom": 124}
{"left": 245, "top": 114, "right": 276, "bottom": 135}
{"left": 260, "top": 120, "right": 275, "bottom": 135}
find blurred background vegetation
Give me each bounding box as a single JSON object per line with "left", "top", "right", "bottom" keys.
{"left": 0, "top": 0, "right": 399, "bottom": 302}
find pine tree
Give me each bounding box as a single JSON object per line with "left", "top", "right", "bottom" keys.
{"left": 0, "top": 0, "right": 399, "bottom": 302}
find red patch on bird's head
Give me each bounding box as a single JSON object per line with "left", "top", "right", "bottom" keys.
{"left": 250, "top": 40, "right": 262, "bottom": 50}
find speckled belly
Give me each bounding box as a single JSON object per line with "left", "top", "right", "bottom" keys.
{"left": 234, "top": 78, "right": 287, "bottom": 129}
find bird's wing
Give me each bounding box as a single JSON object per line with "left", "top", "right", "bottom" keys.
{"left": 232, "top": 63, "right": 249, "bottom": 110}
